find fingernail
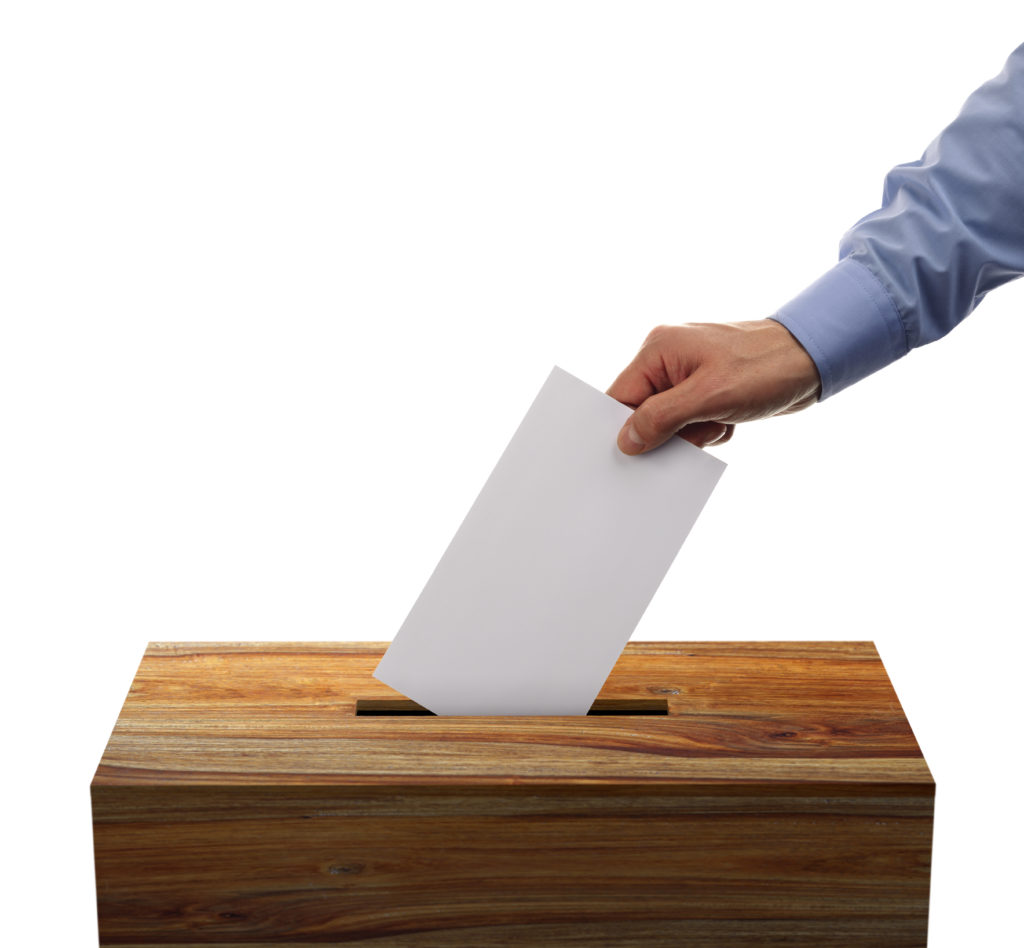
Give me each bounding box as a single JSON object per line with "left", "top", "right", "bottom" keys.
{"left": 625, "top": 424, "right": 645, "bottom": 451}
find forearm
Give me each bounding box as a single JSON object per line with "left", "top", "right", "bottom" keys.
{"left": 774, "top": 42, "right": 1024, "bottom": 399}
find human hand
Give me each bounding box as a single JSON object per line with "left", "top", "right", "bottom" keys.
{"left": 607, "top": 319, "right": 821, "bottom": 454}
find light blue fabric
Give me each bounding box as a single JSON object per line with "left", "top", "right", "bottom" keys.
{"left": 772, "top": 43, "right": 1024, "bottom": 399}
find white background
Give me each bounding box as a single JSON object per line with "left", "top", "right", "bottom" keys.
{"left": 2, "top": 2, "right": 1022, "bottom": 944}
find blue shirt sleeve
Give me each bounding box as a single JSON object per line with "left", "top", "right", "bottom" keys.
{"left": 772, "top": 43, "right": 1024, "bottom": 399}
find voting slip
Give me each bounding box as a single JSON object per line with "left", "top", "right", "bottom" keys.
{"left": 373, "top": 366, "right": 726, "bottom": 715}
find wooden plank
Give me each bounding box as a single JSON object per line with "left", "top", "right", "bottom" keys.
{"left": 94, "top": 641, "right": 930, "bottom": 786}
{"left": 107, "top": 918, "right": 929, "bottom": 948}
{"left": 94, "top": 785, "right": 932, "bottom": 944}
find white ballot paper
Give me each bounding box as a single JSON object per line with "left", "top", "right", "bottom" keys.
{"left": 373, "top": 366, "right": 726, "bottom": 715}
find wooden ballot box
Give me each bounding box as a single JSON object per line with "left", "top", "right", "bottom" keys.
{"left": 92, "top": 641, "right": 933, "bottom": 946}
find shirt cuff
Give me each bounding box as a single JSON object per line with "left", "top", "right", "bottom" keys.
{"left": 771, "top": 256, "right": 909, "bottom": 399}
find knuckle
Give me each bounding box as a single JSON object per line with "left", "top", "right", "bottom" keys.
{"left": 643, "top": 324, "right": 677, "bottom": 346}
{"left": 637, "top": 400, "right": 674, "bottom": 438}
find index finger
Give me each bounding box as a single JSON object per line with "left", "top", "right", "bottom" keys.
{"left": 606, "top": 355, "right": 658, "bottom": 409}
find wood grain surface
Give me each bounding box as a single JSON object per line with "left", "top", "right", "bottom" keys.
{"left": 92, "top": 641, "right": 933, "bottom": 946}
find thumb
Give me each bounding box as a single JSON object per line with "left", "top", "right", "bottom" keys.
{"left": 616, "top": 382, "right": 708, "bottom": 455}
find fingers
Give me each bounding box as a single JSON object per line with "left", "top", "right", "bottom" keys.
{"left": 616, "top": 383, "right": 707, "bottom": 455}
{"left": 606, "top": 357, "right": 656, "bottom": 410}
{"left": 618, "top": 410, "right": 733, "bottom": 454}
{"left": 606, "top": 325, "right": 678, "bottom": 408}
{"left": 680, "top": 421, "right": 734, "bottom": 448}
{"left": 610, "top": 324, "right": 737, "bottom": 454}
{"left": 713, "top": 423, "right": 735, "bottom": 446}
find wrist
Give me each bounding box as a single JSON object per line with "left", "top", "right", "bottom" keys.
{"left": 772, "top": 258, "right": 908, "bottom": 399}
{"left": 762, "top": 317, "right": 823, "bottom": 405}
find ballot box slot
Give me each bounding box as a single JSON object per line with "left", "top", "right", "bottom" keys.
{"left": 354, "top": 698, "right": 669, "bottom": 716}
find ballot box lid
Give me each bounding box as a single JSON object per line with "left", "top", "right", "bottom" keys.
{"left": 92, "top": 641, "right": 932, "bottom": 790}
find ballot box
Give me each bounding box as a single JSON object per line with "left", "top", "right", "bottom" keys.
{"left": 92, "top": 641, "right": 933, "bottom": 947}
